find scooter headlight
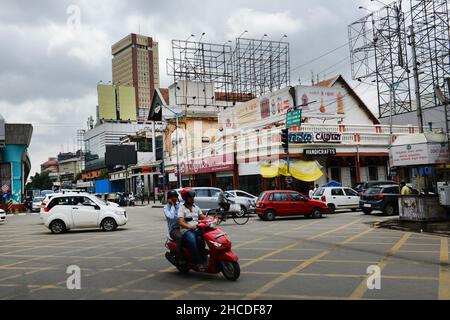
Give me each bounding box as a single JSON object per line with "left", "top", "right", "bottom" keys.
{"left": 208, "top": 240, "right": 222, "bottom": 248}
{"left": 207, "top": 221, "right": 217, "bottom": 229}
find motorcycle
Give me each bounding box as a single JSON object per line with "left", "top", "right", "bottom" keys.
{"left": 165, "top": 217, "right": 240, "bottom": 281}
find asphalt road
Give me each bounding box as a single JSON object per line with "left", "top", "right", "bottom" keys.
{"left": 0, "top": 206, "right": 449, "bottom": 300}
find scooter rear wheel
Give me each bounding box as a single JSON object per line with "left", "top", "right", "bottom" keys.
{"left": 221, "top": 261, "right": 240, "bottom": 281}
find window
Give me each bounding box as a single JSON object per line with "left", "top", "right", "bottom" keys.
{"left": 195, "top": 189, "right": 210, "bottom": 197}
{"left": 384, "top": 187, "right": 399, "bottom": 194}
{"left": 269, "top": 192, "right": 288, "bottom": 201}
{"left": 331, "top": 188, "right": 345, "bottom": 196}
{"left": 289, "top": 193, "right": 303, "bottom": 201}
{"left": 344, "top": 188, "right": 358, "bottom": 196}
{"left": 47, "top": 197, "right": 71, "bottom": 210}
{"left": 313, "top": 188, "right": 325, "bottom": 196}
{"left": 368, "top": 166, "right": 378, "bottom": 181}
{"left": 330, "top": 167, "right": 341, "bottom": 182}
{"left": 210, "top": 189, "right": 221, "bottom": 197}
{"left": 237, "top": 191, "right": 252, "bottom": 198}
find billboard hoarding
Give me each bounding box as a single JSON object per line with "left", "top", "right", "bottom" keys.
{"left": 295, "top": 85, "right": 346, "bottom": 118}
{"left": 105, "top": 145, "right": 138, "bottom": 166}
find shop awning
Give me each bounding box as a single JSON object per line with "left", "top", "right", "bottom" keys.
{"left": 260, "top": 160, "right": 323, "bottom": 182}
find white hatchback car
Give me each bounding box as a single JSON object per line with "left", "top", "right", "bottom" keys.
{"left": 0, "top": 208, "right": 6, "bottom": 224}
{"left": 312, "top": 187, "right": 360, "bottom": 213}
{"left": 43, "top": 194, "right": 128, "bottom": 234}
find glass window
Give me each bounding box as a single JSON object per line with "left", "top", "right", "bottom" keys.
{"left": 331, "top": 188, "right": 345, "bottom": 196}
{"left": 384, "top": 187, "right": 399, "bottom": 194}
{"left": 330, "top": 167, "right": 341, "bottom": 182}
{"left": 237, "top": 191, "right": 252, "bottom": 198}
{"left": 344, "top": 188, "right": 358, "bottom": 196}
{"left": 195, "top": 189, "right": 210, "bottom": 197}
{"left": 368, "top": 166, "right": 378, "bottom": 181}
{"left": 258, "top": 192, "right": 267, "bottom": 201}
{"left": 289, "top": 193, "right": 303, "bottom": 201}
{"left": 272, "top": 192, "right": 288, "bottom": 201}
{"left": 48, "top": 197, "right": 71, "bottom": 210}
{"left": 313, "top": 188, "right": 325, "bottom": 196}
{"left": 210, "top": 189, "right": 221, "bottom": 197}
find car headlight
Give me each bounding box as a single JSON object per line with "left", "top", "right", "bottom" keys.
{"left": 208, "top": 240, "right": 222, "bottom": 248}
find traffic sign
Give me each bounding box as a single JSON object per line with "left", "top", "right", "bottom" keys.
{"left": 1, "top": 184, "right": 9, "bottom": 193}
{"left": 286, "top": 109, "right": 302, "bottom": 128}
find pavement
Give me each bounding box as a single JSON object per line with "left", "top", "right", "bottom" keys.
{"left": 0, "top": 206, "right": 449, "bottom": 300}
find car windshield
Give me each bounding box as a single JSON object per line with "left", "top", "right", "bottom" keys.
{"left": 313, "top": 188, "right": 325, "bottom": 196}
{"left": 365, "top": 187, "right": 382, "bottom": 195}
{"left": 353, "top": 183, "right": 364, "bottom": 190}
{"left": 33, "top": 197, "right": 44, "bottom": 202}
{"left": 257, "top": 192, "right": 267, "bottom": 201}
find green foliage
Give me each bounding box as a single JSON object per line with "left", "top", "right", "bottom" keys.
{"left": 26, "top": 172, "right": 53, "bottom": 191}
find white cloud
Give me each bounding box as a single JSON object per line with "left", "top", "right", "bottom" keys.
{"left": 226, "top": 8, "right": 303, "bottom": 39}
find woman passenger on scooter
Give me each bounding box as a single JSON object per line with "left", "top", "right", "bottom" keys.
{"left": 178, "top": 188, "right": 207, "bottom": 271}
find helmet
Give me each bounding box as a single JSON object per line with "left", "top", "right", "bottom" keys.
{"left": 166, "top": 190, "right": 178, "bottom": 199}
{"left": 180, "top": 188, "right": 196, "bottom": 200}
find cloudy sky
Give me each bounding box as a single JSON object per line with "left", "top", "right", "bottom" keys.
{"left": 0, "top": 0, "right": 383, "bottom": 175}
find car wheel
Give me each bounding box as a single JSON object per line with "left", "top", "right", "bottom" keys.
{"left": 383, "top": 204, "right": 395, "bottom": 216}
{"left": 362, "top": 209, "right": 372, "bottom": 215}
{"left": 264, "top": 210, "right": 276, "bottom": 221}
{"left": 235, "top": 205, "right": 247, "bottom": 218}
{"left": 49, "top": 220, "right": 66, "bottom": 234}
{"left": 327, "top": 204, "right": 336, "bottom": 214}
{"left": 101, "top": 218, "right": 117, "bottom": 231}
{"left": 311, "top": 208, "right": 323, "bottom": 219}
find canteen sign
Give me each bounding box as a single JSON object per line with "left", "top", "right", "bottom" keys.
{"left": 289, "top": 132, "right": 342, "bottom": 144}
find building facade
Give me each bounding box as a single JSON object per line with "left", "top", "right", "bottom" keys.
{"left": 155, "top": 76, "right": 425, "bottom": 195}
{"left": 112, "top": 33, "right": 160, "bottom": 120}
{"left": 0, "top": 114, "right": 33, "bottom": 205}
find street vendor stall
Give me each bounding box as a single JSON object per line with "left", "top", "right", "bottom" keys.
{"left": 389, "top": 132, "right": 449, "bottom": 221}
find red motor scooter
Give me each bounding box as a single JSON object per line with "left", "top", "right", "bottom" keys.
{"left": 165, "top": 217, "right": 240, "bottom": 281}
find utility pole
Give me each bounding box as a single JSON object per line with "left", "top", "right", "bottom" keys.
{"left": 409, "top": 25, "right": 424, "bottom": 133}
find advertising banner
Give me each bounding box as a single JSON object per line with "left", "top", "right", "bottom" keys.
{"left": 295, "top": 85, "right": 346, "bottom": 118}
{"left": 389, "top": 143, "right": 449, "bottom": 167}
{"left": 175, "top": 154, "right": 234, "bottom": 175}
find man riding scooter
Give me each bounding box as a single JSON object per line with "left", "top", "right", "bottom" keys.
{"left": 163, "top": 190, "right": 184, "bottom": 264}
{"left": 178, "top": 188, "right": 208, "bottom": 271}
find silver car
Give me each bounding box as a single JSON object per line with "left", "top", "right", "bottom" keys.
{"left": 175, "top": 187, "right": 223, "bottom": 213}
{"left": 226, "top": 190, "right": 257, "bottom": 214}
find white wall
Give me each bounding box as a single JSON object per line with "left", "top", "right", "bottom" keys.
{"left": 341, "top": 167, "right": 352, "bottom": 187}
{"left": 305, "top": 80, "right": 376, "bottom": 126}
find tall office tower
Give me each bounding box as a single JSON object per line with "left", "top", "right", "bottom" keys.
{"left": 112, "top": 33, "right": 160, "bottom": 121}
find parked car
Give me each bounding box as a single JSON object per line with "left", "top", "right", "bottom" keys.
{"left": 225, "top": 190, "right": 257, "bottom": 214}
{"left": 255, "top": 190, "right": 329, "bottom": 221}
{"left": 175, "top": 187, "right": 223, "bottom": 213}
{"left": 32, "top": 196, "right": 45, "bottom": 212}
{"left": 312, "top": 187, "right": 360, "bottom": 213}
{"left": 0, "top": 208, "right": 6, "bottom": 224}
{"left": 359, "top": 184, "right": 400, "bottom": 215}
{"left": 42, "top": 194, "right": 128, "bottom": 234}
{"left": 353, "top": 180, "right": 397, "bottom": 195}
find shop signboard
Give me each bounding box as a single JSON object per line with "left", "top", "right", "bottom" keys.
{"left": 295, "top": 85, "right": 346, "bottom": 118}
{"left": 289, "top": 132, "right": 342, "bottom": 144}
{"left": 304, "top": 148, "right": 337, "bottom": 156}
{"left": 175, "top": 154, "right": 235, "bottom": 175}
{"left": 390, "top": 142, "right": 449, "bottom": 167}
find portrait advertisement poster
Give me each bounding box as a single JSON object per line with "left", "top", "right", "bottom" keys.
{"left": 295, "top": 85, "right": 346, "bottom": 118}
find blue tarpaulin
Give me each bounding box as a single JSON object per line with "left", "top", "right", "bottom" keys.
{"left": 321, "top": 181, "right": 342, "bottom": 187}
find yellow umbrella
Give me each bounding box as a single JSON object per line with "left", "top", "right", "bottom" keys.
{"left": 290, "top": 160, "right": 323, "bottom": 182}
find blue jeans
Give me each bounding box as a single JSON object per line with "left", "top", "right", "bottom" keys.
{"left": 183, "top": 230, "right": 205, "bottom": 265}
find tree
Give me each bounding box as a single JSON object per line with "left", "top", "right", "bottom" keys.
{"left": 26, "top": 172, "right": 54, "bottom": 190}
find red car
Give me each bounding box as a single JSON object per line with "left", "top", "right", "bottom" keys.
{"left": 255, "top": 190, "right": 329, "bottom": 221}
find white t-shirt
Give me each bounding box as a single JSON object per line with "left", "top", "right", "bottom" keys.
{"left": 178, "top": 204, "right": 203, "bottom": 232}
{"left": 308, "top": 189, "right": 314, "bottom": 198}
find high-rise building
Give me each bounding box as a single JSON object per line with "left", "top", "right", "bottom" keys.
{"left": 112, "top": 33, "right": 160, "bottom": 121}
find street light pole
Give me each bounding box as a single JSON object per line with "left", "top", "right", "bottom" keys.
{"left": 175, "top": 113, "right": 182, "bottom": 189}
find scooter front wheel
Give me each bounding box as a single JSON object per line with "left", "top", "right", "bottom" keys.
{"left": 221, "top": 261, "right": 240, "bottom": 281}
